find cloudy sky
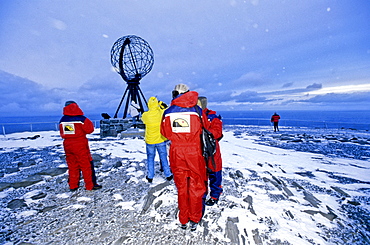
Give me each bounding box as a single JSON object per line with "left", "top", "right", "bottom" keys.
{"left": 0, "top": 0, "right": 369, "bottom": 117}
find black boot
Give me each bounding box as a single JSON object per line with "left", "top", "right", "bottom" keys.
{"left": 205, "top": 198, "right": 218, "bottom": 206}
{"left": 146, "top": 176, "right": 153, "bottom": 183}
{"left": 190, "top": 221, "right": 198, "bottom": 231}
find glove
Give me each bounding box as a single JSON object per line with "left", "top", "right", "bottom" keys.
{"left": 159, "top": 101, "right": 168, "bottom": 109}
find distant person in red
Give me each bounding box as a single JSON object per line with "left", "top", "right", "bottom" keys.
{"left": 271, "top": 112, "right": 280, "bottom": 132}
{"left": 59, "top": 101, "right": 102, "bottom": 191}
{"left": 197, "top": 96, "right": 223, "bottom": 206}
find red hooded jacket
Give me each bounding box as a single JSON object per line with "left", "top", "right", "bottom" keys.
{"left": 271, "top": 114, "right": 280, "bottom": 123}
{"left": 161, "top": 91, "right": 206, "bottom": 181}
{"left": 59, "top": 103, "right": 94, "bottom": 140}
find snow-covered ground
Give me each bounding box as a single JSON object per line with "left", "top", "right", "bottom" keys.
{"left": 0, "top": 125, "right": 369, "bottom": 245}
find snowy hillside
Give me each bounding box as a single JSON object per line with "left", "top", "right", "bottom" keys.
{"left": 0, "top": 126, "right": 369, "bottom": 245}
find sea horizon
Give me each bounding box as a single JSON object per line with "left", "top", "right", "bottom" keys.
{"left": 1, "top": 109, "right": 370, "bottom": 134}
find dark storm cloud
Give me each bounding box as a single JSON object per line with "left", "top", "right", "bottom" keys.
{"left": 306, "top": 83, "right": 323, "bottom": 90}
{"left": 202, "top": 90, "right": 234, "bottom": 103}
{"left": 0, "top": 70, "right": 120, "bottom": 116}
{"left": 233, "top": 91, "right": 270, "bottom": 103}
{"left": 0, "top": 70, "right": 65, "bottom": 116}
{"left": 282, "top": 82, "right": 294, "bottom": 88}
{"left": 303, "top": 92, "right": 370, "bottom": 104}
{"left": 77, "top": 74, "right": 128, "bottom": 114}
{"left": 262, "top": 83, "right": 323, "bottom": 96}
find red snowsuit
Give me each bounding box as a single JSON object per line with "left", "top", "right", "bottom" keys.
{"left": 59, "top": 103, "right": 95, "bottom": 190}
{"left": 271, "top": 113, "right": 280, "bottom": 132}
{"left": 203, "top": 109, "right": 223, "bottom": 201}
{"left": 271, "top": 114, "right": 280, "bottom": 123}
{"left": 202, "top": 109, "right": 223, "bottom": 172}
{"left": 161, "top": 91, "right": 207, "bottom": 225}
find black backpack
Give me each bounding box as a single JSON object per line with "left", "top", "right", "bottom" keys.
{"left": 194, "top": 106, "right": 217, "bottom": 171}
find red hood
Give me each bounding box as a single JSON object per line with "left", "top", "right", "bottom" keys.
{"left": 63, "top": 103, "right": 84, "bottom": 116}
{"left": 171, "top": 91, "right": 198, "bottom": 108}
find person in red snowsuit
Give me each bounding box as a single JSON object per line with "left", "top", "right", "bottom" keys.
{"left": 161, "top": 84, "right": 207, "bottom": 231}
{"left": 59, "top": 101, "right": 102, "bottom": 191}
{"left": 197, "top": 96, "right": 223, "bottom": 206}
{"left": 271, "top": 112, "right": 281, "bottom": 132}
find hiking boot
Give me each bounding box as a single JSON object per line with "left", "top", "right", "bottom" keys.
{"left": 70, "top": 188, "right": 78, "bottom": 192}
{"left": 166, "top": 175, "right": 173, "bottom": 181}
{"left": 190, "top": 221, "right": 198, "bottom": 231}
{"left": 92, "top": 184, "right": 102, "bottom": 190}
{"left": 146, "top": 176, "right": 153, "bottom": 183}
{"left": 205, "top": 198, "right": 218, "bottom": 206}
{"left": 180, "top": 223, "right": 187, "bottom": 230}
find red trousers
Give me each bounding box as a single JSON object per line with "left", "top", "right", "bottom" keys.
{"left": 173, "top": 169, "right": 206, "bottom": 224}
{"left": 63, "top": 138, "right": 94, "bottom": 190}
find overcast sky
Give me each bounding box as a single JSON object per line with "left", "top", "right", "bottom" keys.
{"left": 0, "top": 0, "right": 369, "bottom": 117}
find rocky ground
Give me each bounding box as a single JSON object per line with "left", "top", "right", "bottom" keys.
{"left": 0, "top": 126, "right": 369, "bottom": 245}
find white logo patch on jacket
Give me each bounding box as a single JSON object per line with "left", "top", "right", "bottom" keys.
{"left": 170, "top": 113, "right": 191, "bottom": 133}
{"left": 61, "top": 122, "right": 81, "bottom": 135}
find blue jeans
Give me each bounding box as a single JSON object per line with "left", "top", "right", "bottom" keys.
{"left": 146, "top": 141, "right": 172, "bottom": 179}
{"left": 208, "top": 170, "right": 223, "bottom": 199}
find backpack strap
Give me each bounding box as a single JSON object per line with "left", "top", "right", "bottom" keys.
{"left": 194, "top": 105, "right": 203, "bottom": 125}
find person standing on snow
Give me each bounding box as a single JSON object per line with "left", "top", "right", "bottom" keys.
{"left": 59, "top": 101, "right": 102, "bottom": 191}
{"left": 128, "top": 100, "right": 140, "bottom": 128}
{"left": 271, "top": 112, "right": 281, "bottom": 132}
{"left": 161, "top": 84, "right": 207, "bottom": 231}
{"left": 197, "top": 96, "right": 223, "bottom": 206}
{"left": 141, "top": 96, "right": 173, "bottom": 183}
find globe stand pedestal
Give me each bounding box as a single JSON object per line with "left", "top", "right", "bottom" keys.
{"left": 114, "top": 78, "right": 147, "bottom": 119}
{"left": 100, "top": 118, "right": 144, "bottom": 138}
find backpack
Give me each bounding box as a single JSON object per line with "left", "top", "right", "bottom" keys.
{"left": 201, "top": 127, "right": 217, "bottom": 160}
{"left": 194, "top": 106, "right": 217, "bottom": 171}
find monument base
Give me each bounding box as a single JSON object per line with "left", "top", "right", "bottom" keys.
{"left": 100, "top": 118, "right": 144, "bottom": 138}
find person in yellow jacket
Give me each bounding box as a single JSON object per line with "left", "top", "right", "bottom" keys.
{"left": 142, "top": 97, "right": 173, "bottom": 182}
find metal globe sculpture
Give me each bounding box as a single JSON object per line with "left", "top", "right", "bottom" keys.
{"left": 110, "top": 35, "right": 154, "bottom": 118}
{"left": 111, "top": 35, "right": 154, "bottom": 82}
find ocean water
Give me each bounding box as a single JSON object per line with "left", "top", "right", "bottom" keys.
{"left": 1, "top": 110, "right": 370, "bottom": 134}
{"left": 219, "top": 110, "right": 370, "bottom": 130}
{"left": 0, "top": 114, "right": 102, "bottom": 135}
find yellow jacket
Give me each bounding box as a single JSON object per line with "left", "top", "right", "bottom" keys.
{"left": 142, "top": 97, "right": 167, "bottom": 144}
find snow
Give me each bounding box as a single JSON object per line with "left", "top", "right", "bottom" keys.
{"left": 115, "top": 201, "right": 136, "bottom": 210}
{"left": 0, "top": 126, "right": 369, "bottom": 244}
